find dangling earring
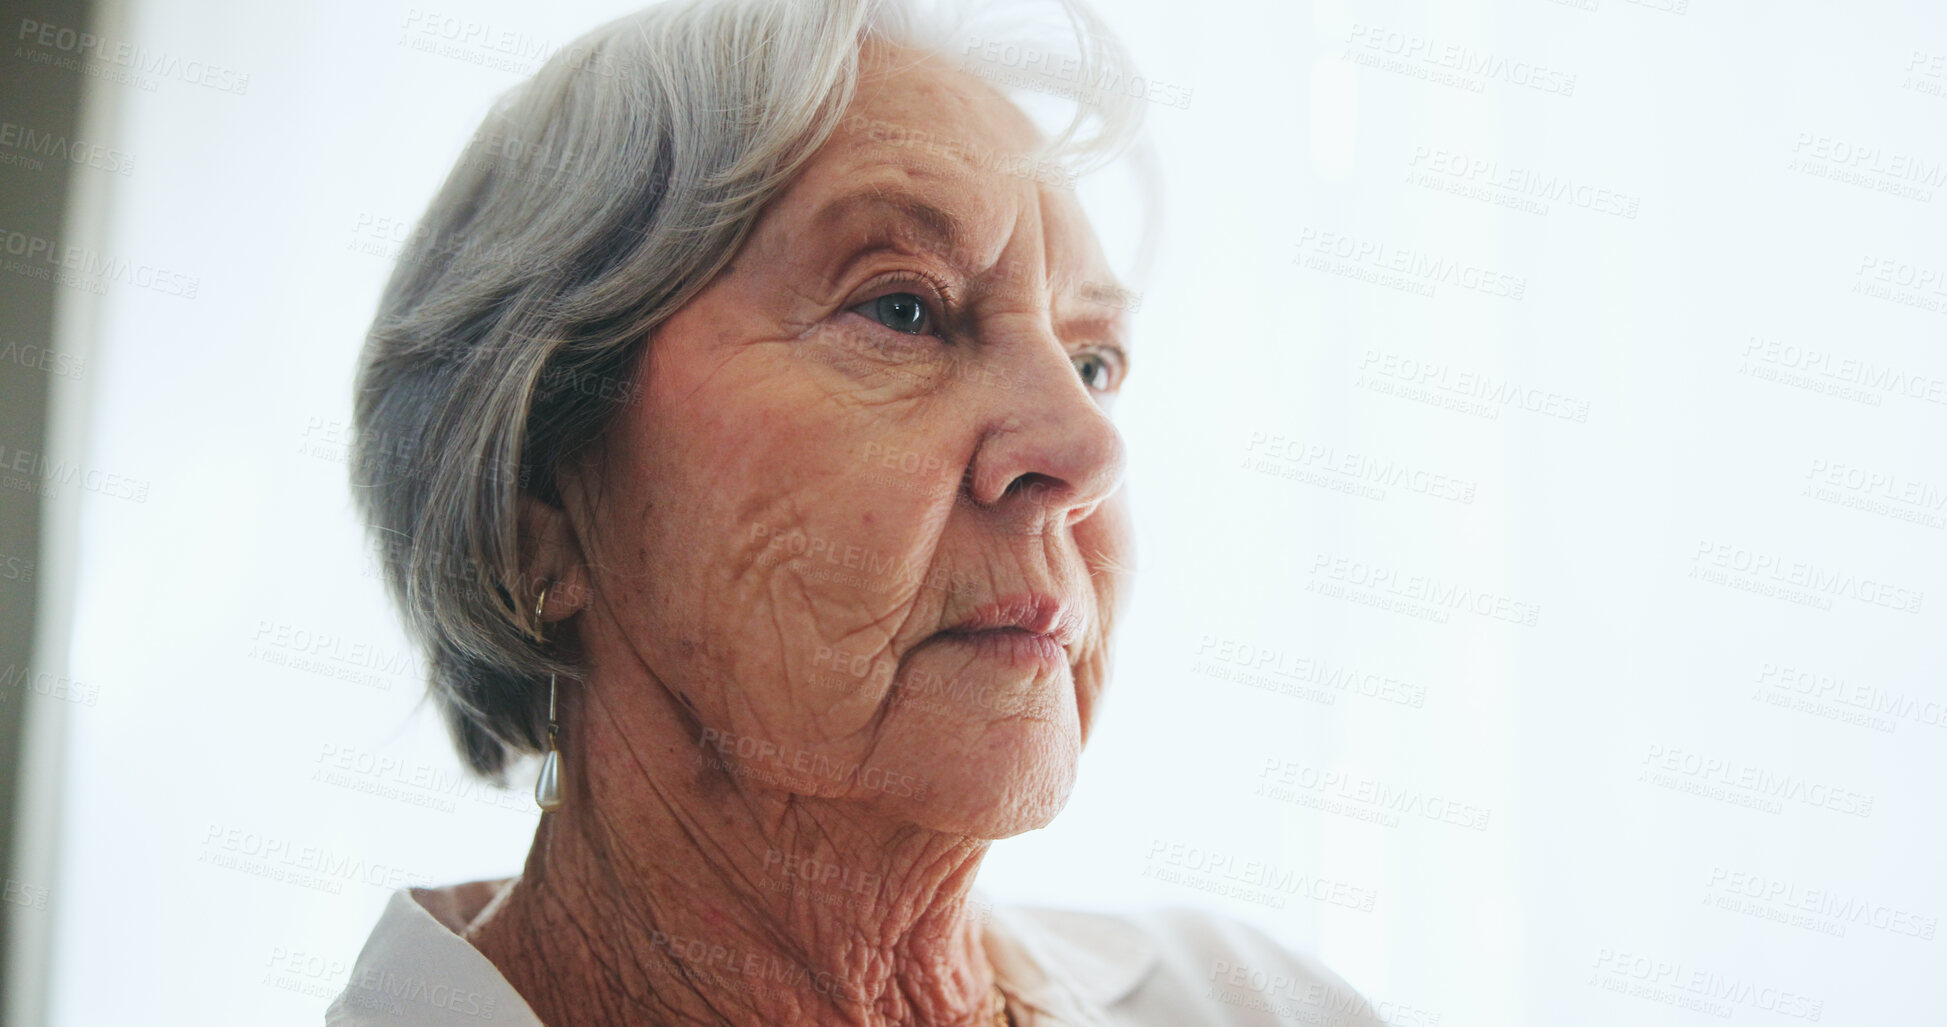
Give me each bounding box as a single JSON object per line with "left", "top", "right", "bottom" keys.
{"left": 535, "top": 672, "right": 563, "bottom": 811}
{"left": 533, "top": 584, "right": 564, "bottom": 812}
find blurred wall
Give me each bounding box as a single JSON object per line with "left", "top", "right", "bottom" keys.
{"left": 4, "top": 0, "right": 1944, "bottom": 1024}
{"left": 0, "top": 1, "right": 97, "bottom": 1024}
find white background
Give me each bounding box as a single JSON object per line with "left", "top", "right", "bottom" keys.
{"left": 12, "top": 0, "right": 1946, "bottom": 1023}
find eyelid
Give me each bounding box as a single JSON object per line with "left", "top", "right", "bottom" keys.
{"left": 1075, "top": 343, "right": 1130, "bottom": 391}
{"left": 856, "top": 268, "right": 954, "bottom": 311}
{"left": 849, "top": 268, "right": 954, "bottom": 337}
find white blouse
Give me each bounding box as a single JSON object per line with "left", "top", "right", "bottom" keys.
{"left": 324, "top": 882, "right": 1387, "bottom": 1026}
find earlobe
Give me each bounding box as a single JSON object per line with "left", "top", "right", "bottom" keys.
{"left": 517, "top": 492, "right": 594, "bottom": 623}
{"left": 533, "top": 575, "right": 593, "bottom": 623}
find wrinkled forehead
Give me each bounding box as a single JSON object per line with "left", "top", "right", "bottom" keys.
{"left": 850, "top": 42, "right": 1046, "bottom": 158}
{"left": 770, "top": 43, "right": 1115, "bottom": 293}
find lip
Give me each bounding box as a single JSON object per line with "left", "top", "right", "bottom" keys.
{"left": 935, "top": 593, "right": 1084, "bottom": 670}
{"left": 949, "top": 594, "right": 1082, "bottom": 644}
{"left": 935, "top": 628, "right": 1069, "bottom": 670}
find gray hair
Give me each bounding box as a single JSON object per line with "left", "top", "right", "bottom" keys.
{"left": 351, "top": 0, "right": 1146, "bottom": 781}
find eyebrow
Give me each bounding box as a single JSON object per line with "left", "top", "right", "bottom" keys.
{"left": 811, "top": 188, "right": 964, "bottom": 256}
{"left": 809, "top": 186, "right": 1132, "bottom": 335}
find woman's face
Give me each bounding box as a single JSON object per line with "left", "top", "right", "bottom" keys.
{"left": 568, "top": 48, "right": 1132, "bottom": 837}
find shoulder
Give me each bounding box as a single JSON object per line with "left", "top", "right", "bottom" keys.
{"left": 998, "top": 904, "right": 1389, "bottom": 1027}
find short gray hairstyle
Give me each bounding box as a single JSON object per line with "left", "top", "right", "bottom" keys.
{"left": 351, "top": 0, "right": 1145, "bottom": 781}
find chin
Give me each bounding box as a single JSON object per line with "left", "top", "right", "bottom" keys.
{"left": 867, "top": 697, "right": 1083, "bottom": 838}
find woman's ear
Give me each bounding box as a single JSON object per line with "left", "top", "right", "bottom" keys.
{"left": 518, "top": 492, "right": 593, "bottom": 625}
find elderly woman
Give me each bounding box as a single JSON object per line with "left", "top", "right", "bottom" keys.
{"left": 328, "top": 0, "right": 1376, "bottom": 1024}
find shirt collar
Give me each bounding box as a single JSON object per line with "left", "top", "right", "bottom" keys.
{"left": 981, "top": 900, "right": 1159, "bottom": 1024}
{"left": 335, "top": 884, "right": 1157, "bottom": 1026}
{"left": 327, "top": 886, "right": 543, "bottom": 1026}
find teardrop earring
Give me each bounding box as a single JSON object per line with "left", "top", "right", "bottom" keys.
{"left": 533, "top": 584, "right": 564, "bottom": 812}
{"left": 535, "top": 672, "right": 563, "bottom": 812}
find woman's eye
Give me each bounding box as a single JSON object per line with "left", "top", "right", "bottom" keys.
{"left": 1073, "top": 350, "right": 1117, "bottom": 391}
{"left": 858, "top": 292, "right": 931, "bottom": 335}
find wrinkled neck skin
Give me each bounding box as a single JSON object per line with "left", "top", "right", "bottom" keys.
{"left": 464, "top": 648, "right": 1001, "bottom": 1027}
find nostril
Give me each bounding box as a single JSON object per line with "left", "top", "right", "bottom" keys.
{"left": 1003, "top": 473, "right": 1061, "bottom": 503}
{"left": 1064, "top": 498, "right": 1103, "bottom": 526}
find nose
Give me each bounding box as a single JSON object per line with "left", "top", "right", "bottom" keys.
{"left": 965, "top": 336, "right": 1126, "bottom": 523}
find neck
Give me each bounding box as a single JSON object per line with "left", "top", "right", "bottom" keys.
{"left": 465, "top": 668, "right": 1001, "bottom": 1027}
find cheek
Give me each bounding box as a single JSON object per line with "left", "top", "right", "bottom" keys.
{"left": 1076, "top": 493, "right": 1133, "bottom": 615}
{"left": 1069, "top": 494, "right": 1132, "bottom": 739}
{"left": 606, "top": 347, "right": 965, "bottom": 746}
{"left": 728, "top": 459, "right": 963, "bottom": 735}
